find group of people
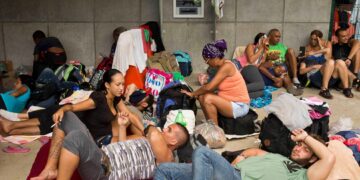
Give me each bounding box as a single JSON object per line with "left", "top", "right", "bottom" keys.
{"left": 0, "top": 25, "right": 355, "bottom": 180}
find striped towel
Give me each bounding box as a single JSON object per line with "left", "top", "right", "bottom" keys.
{"left": 102, "top": 138, "right": 156, "bottom": 180}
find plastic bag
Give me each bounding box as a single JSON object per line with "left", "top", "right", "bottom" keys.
{"left": 165, "top": 110, "right": 196, "bottom": 134}
{"left": 329, "top": 117, "right": 353, "bottom": 135}
{"left": 195, "top": 120, "right": 226, "bottom": 149}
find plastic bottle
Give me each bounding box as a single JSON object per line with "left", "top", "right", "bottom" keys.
{"left": 175, "top": 110, "right": 187, "bottom": 126}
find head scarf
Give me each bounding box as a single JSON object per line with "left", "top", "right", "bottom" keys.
{"left": 202, "top": 39, "right": 227, "bottom": 59}
{"left": 129, "top": 90, "right": 147, "bottom": 106}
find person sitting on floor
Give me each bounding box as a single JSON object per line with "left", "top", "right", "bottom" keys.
{"left": 300, "top": 30, "right": 353, "bottom": 99}
{"left": 155, "top": 129, "right": 335, "bottom": 180}
{"left": 31, "top": 111, "right": 189, "bottom": 180}
{"left": 259, "top": 28, "right": 301, "bottom": 85}
{"left": 243, "top": 32, "right": 268, "bottom": 67}
{"left": 32, "top": 30, "right": 67, "bottom": 80}
{"left": 181, "top": 39, "right": 250, "bottom": 125}
{"left": 0, "top": 75, "right": 32, "bottom": 113}
{"left": 259, "top": 29, "right": 303, "bottom": 96}
{"left": 0, "top": 69, "right": 144, "bottom": 138}
{"left": 332, "top": 27, "right": 360, "bottom": 91}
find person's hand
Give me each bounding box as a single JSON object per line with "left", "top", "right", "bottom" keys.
{"left": 312, "top": 64, "right": 322, "bottom": 70}
{"left": 291, "top": 129, "right": 309, "bottom": 142}
{"left": 231, "top": 155, "right": 246, "bottom": 166}
{"left": 345, "top": 59, "right": 352, "bottom": 66}
{"left": 52, "top": 108, "right": 64, "bottom": 125}
{"left": 273, "top": 77, "right": 282, "bottom": 83}
{"left": 180, "top": 89, "right": 194, "bottom": 98}
{"left": 117, "top": 112, "right": 130, "bottom": 127}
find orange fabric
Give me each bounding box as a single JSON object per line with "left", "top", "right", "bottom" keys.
{"left": 218, "top": 61, "right": 250, "bottom": 103}
{"left": 124, "top": 66, "right": 147, "bottom": 90}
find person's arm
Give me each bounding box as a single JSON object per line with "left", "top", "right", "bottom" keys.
{"left": 116, "top": 112, "right": 130, "bottom": 142}
{"left": 146, "top": 126, "right": 174, "bottom": 163}
{"left": 10, "top": 86, "right": 28, "bottom": 97}
{"left": 347, "top": 39, "right": 360, "bottom": 60}
{"left": 231, "top": 148, "right": 267, "bottom": 165}
{"left": 291, "top": 129, "right": 335, "bottom": 180}
{"left": 299, "top": 62, "right": 321, "bottom": 75}
{"left": 191, "top": 62, "right": 233, "bottom": 97}
{"left": 117, "top": 100, "right": 144, "bottom": 134}
{"left": 53, "top": 98, "right": 96, "bottom": 124}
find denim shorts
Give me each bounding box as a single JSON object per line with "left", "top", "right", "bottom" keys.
{"left": 231, "top": 102, "right": 249, "bottom": 119}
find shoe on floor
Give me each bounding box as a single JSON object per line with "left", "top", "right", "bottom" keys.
{"left": 319, "top": 89, "right": 333, "bottom": 99}
{"left": 287, "top": 86, "right": 303, "bottom": 96}
{"left": 343, "top": 88, "right": 354, "bottom": 98}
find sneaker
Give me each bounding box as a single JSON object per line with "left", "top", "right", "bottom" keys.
{"left": 287, "top": 86, "right": 303, "bottom": 96}
{"left": 343, "top": 88, "right": 354, "bottom": 98}
{"left": 319, "top": 89, "right": 333, "bottom": 99}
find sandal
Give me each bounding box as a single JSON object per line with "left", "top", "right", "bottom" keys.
{"left": 2, "top": 145, "right": 30, "bottom": 153}
{"left": 343, "top": 88, "right": 354, "bottom": 98}
{"left": 319, "top": 89, "right": 333, "bottom": 99}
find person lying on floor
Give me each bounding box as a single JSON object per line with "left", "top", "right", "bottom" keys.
{"left": 258, "top": 29, "right": 303, "bottom": 96}
{"left": 155, "top": 129, "right": 335, "bottom": 180}
{"left": 299, "top": 30, "right": 353, "bottom": 99}
{"left": 31, "top": 111, "right": 189, "bottom": 180}
{"left": 181, "top": 39, "right": 250, "bottom": 125}
{"left": 0, "top": 69, "right": 144, "bottom": 138}
{"left": 0, "top": 75, "right": 32, "bottom": 113}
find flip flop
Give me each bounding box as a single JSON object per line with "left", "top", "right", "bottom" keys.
{"left": 2, "top": 145, "right": 30, "bottom": 153}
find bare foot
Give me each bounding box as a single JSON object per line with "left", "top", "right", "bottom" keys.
{"left": 0, "top": 116, "right": 12, "bottom": 135}
{"left": 30, "top": 168, "right": 58, "bottom": 180}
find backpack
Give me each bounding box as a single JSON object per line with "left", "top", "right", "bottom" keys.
{"left": 96, "top": 57, "right": 113, "bottom": 71}
{"left": 173, "top": 50, "right": 192, "bottom": 77}
{"left": 259, "top": 113, "right": 296, "bottom": 157}
{"left": 218, "top": 109, "right": 257, "bottom": 135}
{"left": 89, "top": 70, "right": 105, "bottom": 90}
{"left": 156, "top": 81, "right": 197, "bottom": 128}
{"left": 54, "top": 64, "right": 85, "bottom": 84}
{"left": 148, "top": 51, "right": 180, "bottom": 73}
{"left": 175, "top": 134, "right": 207, "bottom": 163}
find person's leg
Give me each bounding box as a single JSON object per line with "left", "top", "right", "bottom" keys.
{"left": 198, "top": 93, "right": 233, "bottom": 125}
{"left": 0, "top": 117, "right": 40, "bottom": 135}
{"left": 285, "top": 48, "right": 300, "bottom": 84}
{"left": 333, "top": 60, "right": 350, "bottom": 88}
{"left": 192, "top": 146, "right": 241, "bottom": 180}
{"left": 320, "top": 60, "right": 335, "bottom": 90}
{"left": 57, "top": 148, "right": 79, "bottom": 180}
{"left": 241, "top": 65, "right": 265, "bottom": 95}
{"left": 31, "top": 112, "right": 89, "bottom": 180}
{"left": 155, "top": 163, "right": 193, "bottom": 180}
{"left": 333, "top": 60, "right": 353, "bottom": 98}
{"left": 9, "top": 126, "right": 40, "bottom": 135}
{"left": 352, "top": 49, "right": 360, "bottom": 76}
{"left": 58, "top": 130, "right": 104, "bottom": 180}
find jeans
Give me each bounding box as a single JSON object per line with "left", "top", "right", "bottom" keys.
{"left": 154, "top": 146, "right": 241, "bottom": 180}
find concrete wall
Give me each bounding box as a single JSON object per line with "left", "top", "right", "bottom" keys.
{"left": 0, "top": 0, "right": 332, "bottom": 74}
{"left": 161, "top": 0, "right": 332, "bottom": 73}
{"left": 0, "top": 0, "right": 159, "bottom": 69}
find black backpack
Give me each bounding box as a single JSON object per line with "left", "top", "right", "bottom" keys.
{"left": 259, "top": 113, "right": 296, "bottom": 157}
{"left": 175, "top": 134, "right": 207, "bottom": 163}
{"left": 218, "top": 109, "right": 258, "bottom": 135}
{"left": 156, "top": 81, "right": 197, "bottom": 128}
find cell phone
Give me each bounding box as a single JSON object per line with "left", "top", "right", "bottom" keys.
{"left": 299, "top": 46, "right": 306, "bottom": 57}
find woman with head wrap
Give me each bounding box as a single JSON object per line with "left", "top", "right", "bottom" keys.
{"left": 181, "top": 40, "right": 250, "bottom": 125}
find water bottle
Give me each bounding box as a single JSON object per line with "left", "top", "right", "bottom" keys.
{"left": 175, "top": 110, "right": 187, "bottom": 126}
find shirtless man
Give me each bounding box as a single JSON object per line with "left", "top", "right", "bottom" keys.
{"left": 31, "top": 111, "right": 189, "bottom": 180}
